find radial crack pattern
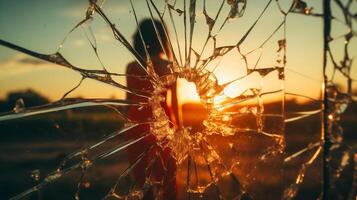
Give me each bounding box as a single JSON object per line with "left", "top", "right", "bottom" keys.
{"left": 0, "top": 0, "right": 356, "bottom": 200}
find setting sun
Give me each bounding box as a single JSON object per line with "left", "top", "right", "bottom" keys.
{"left": 176, "top": 78, "right": 201, "bottom": 104}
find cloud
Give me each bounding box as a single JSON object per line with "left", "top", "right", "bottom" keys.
{"left": 0, "top": 54, "right": 56, "bottom": 78}
{"left": 15, "top": 56, "right": 45, "bottom": 65}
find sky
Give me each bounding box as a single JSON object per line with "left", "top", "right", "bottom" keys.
{"left": 0, "top": 0, "right": 355, "bottom": 104}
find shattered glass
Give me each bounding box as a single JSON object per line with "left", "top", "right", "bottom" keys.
{"left": 0, "top": 0, "right": 356, "bottom": 199}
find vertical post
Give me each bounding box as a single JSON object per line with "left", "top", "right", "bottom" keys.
{"left": 322, "top": 0, "right": 331, "bottom": 199}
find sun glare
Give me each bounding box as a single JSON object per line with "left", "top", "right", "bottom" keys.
{"left": 176, "top": 78, "right": 201, "bottom": 104}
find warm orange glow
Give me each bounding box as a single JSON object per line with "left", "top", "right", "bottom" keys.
{"left": 176, "top": 78, "right": 201, "bottom": 104}
{"left": 176, "top": 78, "right": 208, "bottom": 127}
{"left": 176, "top": 78, "right": 201, "bottom": 127}
{"left": 215, "top": 70, "right": 262, "bottom": 99}
{"left": 176, "top": 75, "right": 248, "bottom": 105}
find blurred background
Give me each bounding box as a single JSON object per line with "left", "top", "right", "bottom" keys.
{"left": 0, "top": 0, "right": 356, "bottom": 199}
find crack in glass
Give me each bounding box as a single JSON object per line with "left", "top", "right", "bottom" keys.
{"left": 0, "top": 0, "right": 356, "bottom": 199}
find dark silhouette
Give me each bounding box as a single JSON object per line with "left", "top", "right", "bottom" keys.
{"left": 132, "top": 19, "right": 171, "bottom": 61}
{"left": 0, "top": 89, "right": 49, "bottom": 112}
{"left": 126, "top": 19, "right": 178, "bottom": 199}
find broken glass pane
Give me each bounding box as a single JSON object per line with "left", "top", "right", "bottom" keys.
{"left": 0, "top": 0, "right": 356, "bottom": 199}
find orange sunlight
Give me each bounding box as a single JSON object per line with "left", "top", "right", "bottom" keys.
{"left": 176, "top": 70, "right": 284, "bottom": 107}
{"left": 176, "top": 78, "right": 201, "bottom": 104}
{"left": 176, "top": 74, "right": 249, "bottom": 104}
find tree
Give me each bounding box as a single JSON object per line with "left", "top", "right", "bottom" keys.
{"left": 0, "top": 89, "right": 49, "bottom": 112}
